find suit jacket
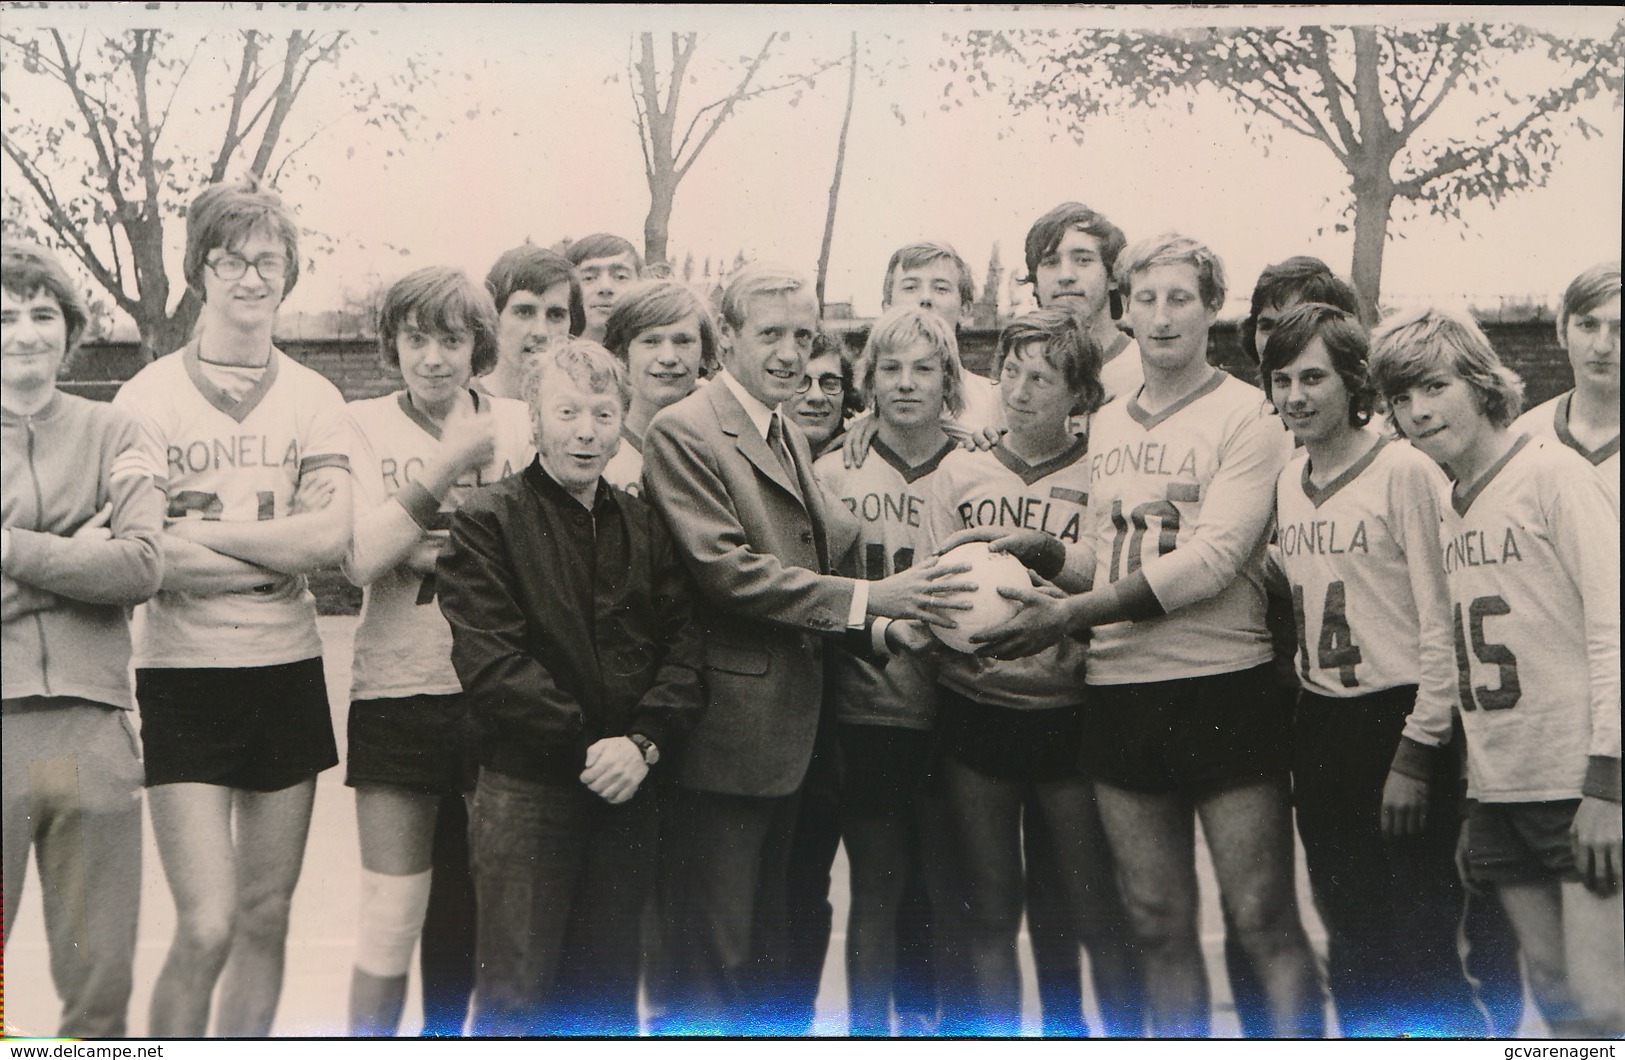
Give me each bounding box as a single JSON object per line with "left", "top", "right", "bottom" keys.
{"left": 642, "top": 380, "right": 862, "bottom": 797}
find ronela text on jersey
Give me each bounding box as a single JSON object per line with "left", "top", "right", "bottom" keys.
{"left": 841, "top": 489, "right": 924, "bottom": 528}
{"left": 957, "top": 492, "right": 1082, "bottom": 543}
{"left": 1279, "top": 518, "right": 1369, "bottom": 557}
{"left": 1090, "top": 440, "right": 1200, "bottom": 482}
{"left": 168, "top": 434, "right": 299, "bottom": 477}
{"left": 380, "top": 455, "right": 518, "bottom": 493}
{"left": 1443, "top": 526, "right": 1523, "bottom": 573}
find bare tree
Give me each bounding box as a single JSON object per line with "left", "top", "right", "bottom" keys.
{"left": 2, "top": 26, "right": 437, "bottom": 357}
{"left": 628, "top": 31, "right": 844, "bottom": 269}
{"left": 951, "top": 20, "right": 1624, "bottom": 320}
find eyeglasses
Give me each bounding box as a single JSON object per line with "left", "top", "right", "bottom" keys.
{"left": 205, "top": 254, "right": 290, "bottom": 282}
{"left": 794, "top": 374, "right": 844, "bottom": 396}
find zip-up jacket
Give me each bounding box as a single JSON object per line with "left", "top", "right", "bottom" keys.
{"left": 436, "top": 459, "right": 705, "bottom": 785}
{"left": 2, "top": 391, "right": 165, "bottom": 709}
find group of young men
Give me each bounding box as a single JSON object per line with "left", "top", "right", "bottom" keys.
{"left": 1, "top": 178, "right": 1619, "bottom": 1040}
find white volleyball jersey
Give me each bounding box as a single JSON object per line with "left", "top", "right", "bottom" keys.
{"left": 1435, "top": 435, "right": 1620, "bottom": 802}
{"left": 1085, "top": 369, "right": 1292, "bottom": 684}
{"left": 1513, "top": 392, "right": 1619, "bottom": 510}
{"left": 346, "top": 389, "right": 534, "bottom": 699}
{"left": 114, "top": 345, "right": 352, "bottom": 668}
{"left": 603, "top": 426, "right": 645, "bottom": 498}
{"left": 1274, "top": 436, "right": 1456, "bottom": 720}
{"left": 921, "top": 439, "right": 1091, "bottom": 710}
{"left": 815, "top": 438, "right": 954, "bottom": 728}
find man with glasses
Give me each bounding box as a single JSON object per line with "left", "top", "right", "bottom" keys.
{"left": 783, "top": 334, "right": 856, "bottom": 459}
{"left": 113, "top": 179, "right": 354, "bottom": 1036}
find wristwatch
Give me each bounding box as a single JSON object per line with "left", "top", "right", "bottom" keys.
{"left": 627, "top": 733, "right": 660, "bottom": 766}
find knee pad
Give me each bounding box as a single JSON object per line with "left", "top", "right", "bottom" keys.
{"left": 356, "top": 868, "right": 433, "bottom": 978}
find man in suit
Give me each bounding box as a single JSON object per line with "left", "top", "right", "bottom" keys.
{"left": 641, "top": 265, "right": 967, "bottom": 1035}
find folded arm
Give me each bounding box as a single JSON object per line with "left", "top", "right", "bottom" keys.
{"left": 168, "top": 465, "right": 353, "bottom": 575}
{"left": 3, "top": 443, "right": 165, "bottom": 606}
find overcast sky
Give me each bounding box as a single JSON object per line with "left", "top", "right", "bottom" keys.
{"left": 4, "top": 4, "right": 1621, "bottom": 326}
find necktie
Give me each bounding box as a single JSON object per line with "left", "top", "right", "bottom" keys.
{"left": 767, "top": 413, "right": 802, "bottom": 500}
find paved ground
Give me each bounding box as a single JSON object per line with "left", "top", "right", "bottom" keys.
{"left": 5, "top": 614, "right": 1451, "bottom": 1039}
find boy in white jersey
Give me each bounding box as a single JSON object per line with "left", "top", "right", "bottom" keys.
{"left": 113, "top": 180, "right": 354, "bottom": 1036}
{"left": 1372, "top": 308, "right": 1622, "bottom": 1036}
{"left": 843, "top": 243, "right": 1001, "bottom": 453}
{"left": 912, "top": 308, "right": 1147, "bottom": 1036}
{"left": 988, "top": 205, "right": 1151, "bottom": 1036}
{"left": 813, "top": 307, "right": 964, "bottom": 1034}
{"left": 1513, "top": 262, "right": 1619, "bottom": 506}
{"left": 481, "top": 246, "right": 585, "bottom": 401}
{"left": 1262, "top": 304, "right": 1482, "bottom": 1036}
{"left": 968, "top": 234, "right": 1321, "bottom": 1037}
{"left": 341, "top": 267, "right": 534, "bottom": 1035}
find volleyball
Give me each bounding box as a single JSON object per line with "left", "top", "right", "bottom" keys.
{"left": 933, "top": 541, "right": 1032, "bottom": 654}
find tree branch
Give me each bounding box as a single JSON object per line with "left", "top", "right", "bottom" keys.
{"left": 672, "top": 33, "right": 776, "bottom": 177}
{"left": 1397, "top": 34, "right": 1471, "bottom": 140}
{"left": 50, "top": 30, "right": 128, "bottom": 213}
{"left": 150, "top": 34, "right": 203, "bottom": 150}
{"left": 0, "top": 136, "right": 134, "bottom": 314}
{"left": 1228, "top": 83, "right": 1336, "bottom": 151}
{"left": 665, "top": 31, "right": 693, "bottom": 120}
{"left": 130, "top": 31, "right": 162, "bottom": 214}
{"left": 631, "top": 35, "right": 657, "bottom": 185}
{"left": 209, "top": 30, "right": 260, "bottom": 182}
{"left": 249, "top": 30, "right": 314, "bottom": 177}
{"left": 1393, "top": 65, "right": 1607, "bottom": 197}
{"left": 1299, "top": 27, "right": 1359, "bottom": 157}
{"left": 104, "top": 215, "right": 125, "bottom": 291}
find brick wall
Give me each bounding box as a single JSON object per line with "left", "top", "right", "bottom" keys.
{"left": 61, "top": 338, "right": 403, "bottom": 404}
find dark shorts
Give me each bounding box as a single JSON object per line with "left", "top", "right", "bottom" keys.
{"left": 136, "top": 658, "right": 338, "bottom": 792}
{"left": 346, "top": 693, "right": 477, "bottom": 795}
{"left": 937, "top": 688, "right": 1084, "bottom": 783}
{"left": 1464, "top": 800, "right": 1582, "bottom": 886}
{"left": 837, "top": 722, "right": 933, "bottom": 818}
{"left": 1081, "top": 663, "right": 1291, "bottom": 795}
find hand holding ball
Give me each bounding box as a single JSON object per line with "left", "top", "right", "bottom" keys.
{"left": 932, "top": 541, "right": 1032, "bottom": 654}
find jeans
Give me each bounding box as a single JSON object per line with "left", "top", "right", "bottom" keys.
{"left": 469, "top": 768, "right": 657, "bottom": 1036}
{"left": 1294, "top": 687, "right": 1484, "bottom": 1037}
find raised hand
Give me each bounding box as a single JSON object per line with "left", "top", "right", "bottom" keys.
{"left": 436, "top": 398, "right": 498, "bottom": 478}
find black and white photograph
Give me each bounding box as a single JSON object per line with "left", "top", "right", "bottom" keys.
{"left": 1, "top": 2, "right": 1620, "bottom": 1044}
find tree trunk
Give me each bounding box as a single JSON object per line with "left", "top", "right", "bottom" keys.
{"left": 1347, "top": 26, "right": 1394, "bottom": 329}
{"left": 140, "top": 290, "right": 201, "bottom": 361}
{"left": 643, "top": 176, "right": 675, "bottom": 270}
{"left": 1349, "top": 176, "right": 1394, "bottom": 327}
{"left": 816, "top": 33, "right": 859, "bottom": 312}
